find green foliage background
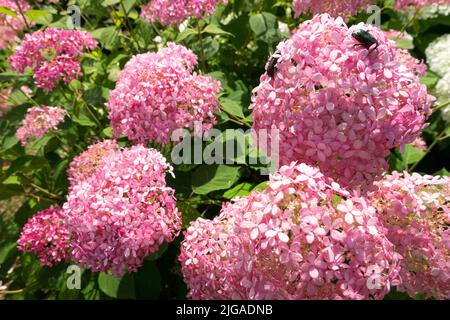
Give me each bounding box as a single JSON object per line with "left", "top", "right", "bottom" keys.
{"left": 0, "top": 0, "right": 449, "bottom": 300}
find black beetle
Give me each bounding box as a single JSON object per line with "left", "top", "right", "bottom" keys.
{"left": 352, "top": 29, "right": 379, "bottom": 53}
{"left": 267, "top": 51, "right": 281, "bottom": 78}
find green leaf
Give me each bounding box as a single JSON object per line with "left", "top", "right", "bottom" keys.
{"left": 91, "top": 26, "right": 119, "bottom": 50}
{"left": 71, "top": 113, "right": 96, "bottom": 127}
{"left": 0, "top": 136, "right": 18, "bottom": 154}
{"left": 192, "top": 165, "right": 241, "bottom": 195}
{"left": 203, "top": 24, "right": 233, "bottom": 37}
{"left": 394, "top": 38, "right": 414, "bottom": 50}
{"left": 0, "top": 6, "right": 17, "bottom": 18}
{"left": 222, "top": 182, "right": 253, "bottom": 199}
{"left": 249, "top": 12, "right": 277, "bottom": 37}
{"left": 0, "top": 184, "right": 23, "bottom": 200}
{"left": 401, "top": 144, "right": 426, "bottom": 166}
{"left": 220, "top": 97, "right": 245, "bottom": 119}
{"left": 0, "top": 242, "right": 17, "bottom": 264}
{"left": 102, "top": 0, "right": 121, "bottom": 6}
{"left": 134, "top": 261, "right": 161, "bottom": 299}
{"left": 24, "top": 10, "right": 53, "bottom": 24}
{"left": 252, "top": 181, "right": 269, "bottom": 192}
{"left": 435, "top": 168, "right": 450, "bottom": 176}
{"left": 0, "top": 72, "right": 29, "bottom": 81}
{"left": 176, "top": 27, "right": 197, "bottom": 43}
{"left": 178, "top": 201, "right": 201, "bottom": 228}
{"left": 98, "top": 272, "right": 136, "bottom": 299}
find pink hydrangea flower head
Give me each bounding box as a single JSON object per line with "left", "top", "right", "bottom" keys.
{"left": 370, "top": 172, "right": 450, "bottom": 299}
{"left": 17, "top": 206, "right": 71, "bottom": 266}
{"left": 8, "top": 28, "right": 98, "bottom": 90}
{"left": 63, "top": 145, "right": 181, "bottom": 276}
{"left": 67, "top": 139, "right": 119, "bottom": 186}
{"left": 385, "top": 30, "right": 427, "bottom": 76}
{"left": 250, "top": 14, "right": 433, "bottom": 189}
{"left": 107, "top": 43, "right": 221, "bottom": 145}
{"left": 16, "top": 106, "right": 67, "bottom": 146}
{"left": 141, "top": 0, "right": 228, "bottom": 26}
{"left": 180, "top": 162, "right": 401, "bottom": 300}
{"left": 395, "top": 0, "right": 450, "bottom": 10}
{"left": 0, "top": 0, "right": 31, "bottom": 50}
{"left": 292, "top": 0, "right": 373, "bottom": 20}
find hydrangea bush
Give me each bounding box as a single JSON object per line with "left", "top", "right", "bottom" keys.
{"left": 0, "top": 0, "right": 449, "bottom": 300}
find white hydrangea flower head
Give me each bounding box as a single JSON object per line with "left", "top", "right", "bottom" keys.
{"left": 425, "top": 34, "right": 450, "bottom": 77}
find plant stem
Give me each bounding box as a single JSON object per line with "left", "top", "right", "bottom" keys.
{"left": 197, "top": 22, "right": 206, "bottom": 71}
{"left": 432, "top": 101, "right": 450, "bottom": 113}
{"left": 13, "top": 0, "right": 31, "bottom": 31}
{"left": 409, "top": 129, "right": 447, "bottom": 172}
{"left": 120, "top": 1, "right": 142, "bottom": 52}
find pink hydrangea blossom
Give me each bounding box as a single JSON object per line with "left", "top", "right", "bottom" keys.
{"left": 16, "top": 106, "right": 67, "bottom": 146}
{"left": 141, "top": 0, "right": 228, "bottom": 26}
{"left": 250, "top": 15, "right": 433, "bottom": 189}
{"left": 370, "top": 172, "right": 450, "bottom": 299}
{"left": 67, "top": 139, "right": 118, "bottom": 186}
{"left": 292, "top": 0, "right": 373, "bottom": 20}
{"left": 395, "top": 0, "right": 450, "bottom": 10}
{"left": 0, "top": 0, "right": 31, "bottom": 50}
{"left": 385, "top": 30, "right": 427, "bottom": 76}
{"left": 63, "top": 145, "right": 181, "bottom": 276}
{"left": 180, "top": 162, "right": 401, "bottom": 300}
{"left": 410, "top": 137, "right": 427, "bottom": 151}
{"left": 17, "top": 206, "right": 71, "bottom": 266}
{"left": 8, "top": 28, "right": 97, "bottom": 90}
{"left": 107, "top": 43, "right": 221, "bottom": 145}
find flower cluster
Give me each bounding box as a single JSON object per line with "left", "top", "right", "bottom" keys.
{"left": 0, "top": 0, "right": 30, "bottom": 50}
{"left": 141, "top": 0, "right": 228, "bottom": 26}
{"left": 180, "top": 162, "right": 401, "bottom": 300}
{"left": 63, "top": 145, "right": 181, "bottom": 276}
{"left": 292, "top": 0, "right": 372, "bottom": 20}
{"left": 8, "top": 28, "right": 97, "bottom": 90}
{"left": 370, "top": 172, "right": 450, "bottom": 300}
{"left": 107, "top": 43, "right": 221, "bottom": 145}
{"left": 426, "top": 33, "right": 450, "bottom": 122}
{"left": 17, "top": 206, "right": 70, "bottom": 266}
{"left": 67, "top": 139, "right": 118, "bottom": 186}
{"left": 385, "top": 30, "right": 427, "bottom": 76}
{"left": 395, "top": 0, "right": 450, "bottom": 10}
{"left": 250, "top": 15, "right": 433, "bottom": 189}
{"left": 425, "top": 33, "right": 450, "bottom": 77}
{"left": 16, "top": 106, "right": 67, "bottom": 146}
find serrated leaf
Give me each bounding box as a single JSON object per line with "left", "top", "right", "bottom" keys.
{"left": 220, "top": 97, "right": 245, "bottom": 119}
{"left": 401, "top": 144, "right": 426, "bottom": 166}
{"left": 176, "top": 27, "right": 197, "bottom": 43}
{"left": 203, "top": 24, "right": 233, "bottom": 37}
{"left": 192, "top": 165, "right": 241, "bottom": 195}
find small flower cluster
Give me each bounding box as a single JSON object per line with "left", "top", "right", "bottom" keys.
{"left": 9, "top": 28, "right": 97, "bottom": 90}
{"left": 16, "top": 106, "right": 67, "bottom": 146}
{"left": 141, "top": 0, "right": 228, "bottom": 26}
{"left": 370, "top": 172, "right": 450, "bottom": 300}
{"left": 250, "top": 14, "right": 433, "bottom": 189}
{"left": 292, "top": 0, "right": 372, "bottom": 20}
{"left": 63, "top": 145, "right": 181, "bottom": 276}
{"left": 107, "top": 43, "right": 221, "bottom": 145}
{"left": 67, "top": 139, "right": 118, "bottom": 186}
{"left": 17, "top": 206, "right": 71, "bottom": 266}
{"left": 385, "top": 30, "right": 427, "bottom": 76}
{"left": 180, "top": 162, "right": 401, "bottom": 300}
{"left": 0, "top": 0, "right": 30, "bottom": 50}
